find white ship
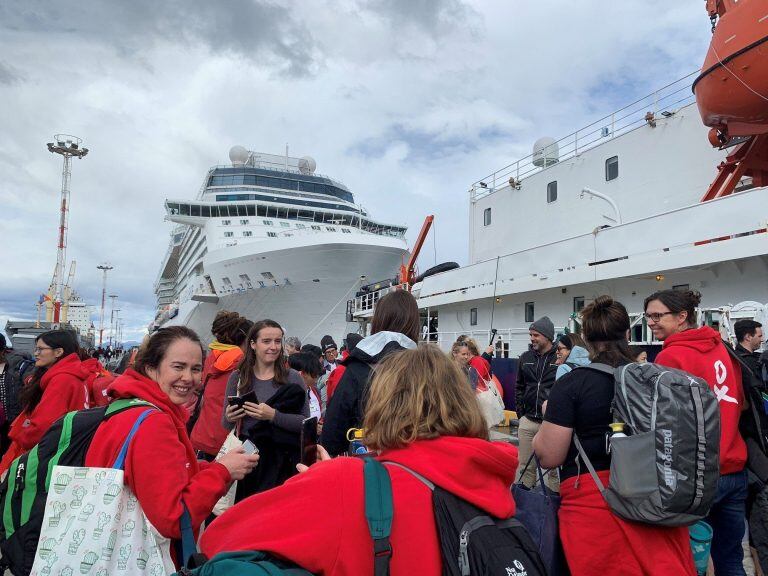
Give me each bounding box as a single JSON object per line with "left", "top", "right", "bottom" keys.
{"left": 349, "top": 73, "right": 768, "bottom": 356}
{"left": 153, "top": 148, "right": 408, "bottom": 343}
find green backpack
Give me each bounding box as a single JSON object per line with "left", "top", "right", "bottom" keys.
{"left": 0, "top": 398, "right": 156, "bottom": 576}
{"left": 176, "top": 457, "right": 394, "bottom": 576}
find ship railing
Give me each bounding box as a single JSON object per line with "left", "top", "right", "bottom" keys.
{"left": 349, "top": 283, "right": 410, "bottom": 318}
{"left": 470, "top": 71, "right": 699, "bottom": 202}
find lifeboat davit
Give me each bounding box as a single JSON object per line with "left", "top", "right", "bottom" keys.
{"left": 693, "top": 0, "right": 768, "bottom": 143}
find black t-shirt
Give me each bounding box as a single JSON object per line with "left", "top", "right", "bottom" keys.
{"left": 544, "top": 366, "right": 614, "bottom": 481}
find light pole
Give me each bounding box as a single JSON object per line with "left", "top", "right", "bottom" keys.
{"left": 96, "top": 263, "right": 113, "bottom": 347}
{"left": 108, "top": 294, "right": 118, "bottom": 348}
{"left": 47, "top": 135, "right": 88, "bottom": 323}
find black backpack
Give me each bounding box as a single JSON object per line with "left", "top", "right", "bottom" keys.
{"left": 0, "top": 398, "right": 155, "bottom": 576}
{"left": 381, "top": 461, "right": 545, "bottom": 576}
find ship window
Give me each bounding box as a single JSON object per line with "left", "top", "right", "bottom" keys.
{"left": 243, "top": 231, "right": 253, "bottom": 237}
{"left": 606, "top": 156, "right": 619, "bottom": 181}
{"left": 222, "top": 220, "right": 231, "bottom": 225}
{"left": 209, "top": 206, "right": 219, "bottom": 217}
{"left": 673, "top": 284, "right": 690, "bottom": 291}
{"left": 483, "top": 208, "right": 491, "bottom": 226}
{"left": 470, "top": 308, "right": 478, "bottom": 326}
{"left": 296, "top": 223, "right": 306, "bottom": 229}
{"left": 224, "top": 231, "right": 234, "bottom": 238}
{"left": 547, "top": 181, "right": 557, "bottom": 203}
{"left": 237, "top": 205, "right": 246, "bottom": 216}
{"left": 280, "top": 222, "right": 290, "bottom": 228}
{"left": 257, "top": 205, "right": 267, "bottom": 217}
{"left": 263, "top": 220, "right": 273, "bottom": 226}
{"left": 180, "top": 204, "right": 190, "bottom": 216}
{"left": 327, "top": 226, "right": 337, "bottom": 232}
{"left": 267, "top": 232, "right": 277, "bottom": 238}
{"left": 247, "top": 204, "right": 255, "bottom": 216}
{"left": 311, "top": 225, "right": 321, "bottom": 230}
{"left": 573, "top": 296, "right": 585, "bottom": 313}
{"left": 525, "top": 302, "right": 535, "bottom": 323}
{"left": 240, "top": 274, "right": 251, "bottom": 282}
{"left": 240, "top": 219, "right": 249, "bottom": 225}
{"left": 342, "top": 228, "right": 351, "bottom": 234}
{"left": 202, "top": 206, "right": 210, "bottom": 217}
{"left": 222, "top": 277, "right": 232, "bottom": 286}
{"left": 262, "top": 272, "right": 275, "bottom": 279}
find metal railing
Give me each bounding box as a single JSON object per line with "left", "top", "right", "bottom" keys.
{"left": 470, "top": 71, "right": 699, "bottom": 202}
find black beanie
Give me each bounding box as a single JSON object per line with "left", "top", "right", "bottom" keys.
{"left": 320, "top": 335, "right": 337, "bottom": 352}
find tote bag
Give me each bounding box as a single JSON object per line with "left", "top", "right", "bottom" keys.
{"left": 511, "top": 455, "right": 568, "bottom": 576}
{"left": 212, "top": 427, "right": 243, "bottom": 516}
{"left": 30, "top": 409, "right": 193, "bottom": 576}
{"left": 476, "top": 378, "right": 505, "bottom": 428}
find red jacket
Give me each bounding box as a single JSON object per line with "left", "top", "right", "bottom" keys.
{"left": 326, "top": 350, "right": 350, "bottom": 402}
{"left": 655, "top": 326, "right": 747, "bottom": 475}
{"left": 0, "top": 353, "right": 90, "bottom": 475}
{"left": 80, "top": 358, "right": 114, "bottom": 407}
{"left": 200, "top": 436, "right": 518, "bottom": 575}
{"left": 85, "top": 369, "right": 231, "bottom": 539}
{"left": 191, "top": 347, "right": 244, "bottom": 456}
{"left": 469, "top": 356, "right": 491, "bottom": 382}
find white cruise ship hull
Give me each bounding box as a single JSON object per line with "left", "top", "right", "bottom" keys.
{"left": 166, "top": 233, "right": 407, "bottom": 344}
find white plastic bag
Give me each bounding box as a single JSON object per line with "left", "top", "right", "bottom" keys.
{"left": 476, "top": 378, "right": 505, "bottom": 428}
{"left": 30, "top": 465, "right": 176, "bottom": 576}
{"left": 212, "top": 430, "right": 243, "bottom": 516}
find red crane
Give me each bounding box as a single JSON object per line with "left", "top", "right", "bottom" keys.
{"left": 399, "top": 215, "right": 434, "bottom": 287}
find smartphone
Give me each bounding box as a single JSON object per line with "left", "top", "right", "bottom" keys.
{"left": 242, "top": 439, "right": 259, "bottom": 455}
{"left": 300, "top": 417, "right": 319, "bottom": 466}
{"left": 227, "top": 390, "right": 259, "bottom": 408}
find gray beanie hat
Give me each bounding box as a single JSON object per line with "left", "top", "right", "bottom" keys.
{"left": 530, "top": 316, "right": 555, "bottom": 341}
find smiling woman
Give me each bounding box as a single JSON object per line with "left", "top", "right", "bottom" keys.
{"left": 81, "top": 325, "right": 259, "bottom": 563}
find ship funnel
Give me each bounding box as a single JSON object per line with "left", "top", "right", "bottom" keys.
{"left": 532, "top": 137, "right": 559, "bottom": 167}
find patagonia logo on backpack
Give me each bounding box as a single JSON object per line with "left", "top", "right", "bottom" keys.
{"left": 574, "top": 363, "right": 721, "bottom": 527}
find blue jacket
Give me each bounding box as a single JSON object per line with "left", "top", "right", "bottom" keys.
{"left": 555, "top": 346, "right": 591, "bottom": 380}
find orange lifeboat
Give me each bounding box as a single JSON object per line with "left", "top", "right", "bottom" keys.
{"left": 693, "top": 0, "right": 768, "bottom": 143}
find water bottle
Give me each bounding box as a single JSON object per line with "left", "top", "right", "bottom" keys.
{"left": 609, "top": 422, "right": 627, "bottom": 439}
{"left": 346, "top": 428, "right": 368, "bottom": 455}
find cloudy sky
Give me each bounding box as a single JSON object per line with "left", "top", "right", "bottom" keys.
{"left": 0, "top": 0, "right": 710, "bottom": 343}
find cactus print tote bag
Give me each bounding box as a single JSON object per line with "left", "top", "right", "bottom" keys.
{"left": 30, "top": 410, "right": 178, "bottom": 576}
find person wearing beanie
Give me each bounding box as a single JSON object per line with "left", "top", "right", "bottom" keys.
{"left": 320, "top": 335, "right": 339, "bottom": 374}
{"left": 514, "top": 316, "right": 559, "bottom": 490}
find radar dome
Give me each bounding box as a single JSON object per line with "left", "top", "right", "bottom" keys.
{"left": 229, "top": 145, "right": 249, "bottom": 167}
{"left": 298, "top": 156, "right": 316, "bottom": 175}
{"left": 532, "top": 137, "right": 559, "bottom": 168}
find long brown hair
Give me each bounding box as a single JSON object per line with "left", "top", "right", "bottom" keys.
{"left": 363, "top": 344, "right": 488, "bottom": 450}
{"left": 581, "top": 295, "right": 634, "bottom": 367}
{"left": 21, "top": 330, "right": 80, "bottom": 412}
{"left": 371, "top": 290, "right": 421, "bottom": 343}
{"left": 237, "top": 319, "right": 288, "bottom": 394}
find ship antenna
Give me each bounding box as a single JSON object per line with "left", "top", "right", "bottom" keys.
{"left": 488, "top": 256, "right": 501, "bottom": 345}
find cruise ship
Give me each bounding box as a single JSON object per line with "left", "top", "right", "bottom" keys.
{"left": 348, "top": 73, "right": 768, "bottom": 357}
{"left": 153, "top": 148, "right": 408, "bottom": 343}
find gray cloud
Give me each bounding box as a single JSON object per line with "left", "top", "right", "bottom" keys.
{"left": 362, "top": 0, "right": 479, "bottom": 36}
{"left": 0, "top": 60, "right": 20, "bottom": 84}
{"left": 1, "top": 0, "right": 319, "bottom": 78}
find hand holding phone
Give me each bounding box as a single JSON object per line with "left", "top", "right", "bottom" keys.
{"left": 242, "top": 439, "right": 259, "bottom": 455}
{"left": 300, "top": 417, "right": 319, "bottom": 466}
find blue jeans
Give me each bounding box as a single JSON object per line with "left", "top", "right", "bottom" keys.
{"left": 706, "top": 470, "right": 748, "bottom": 576}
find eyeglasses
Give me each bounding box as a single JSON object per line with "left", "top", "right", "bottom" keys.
{"left": 33, "top": 346, "right": 54, "bottom": 354}
{"left": 643, "top": 312, "right": 675, "bottom": 322}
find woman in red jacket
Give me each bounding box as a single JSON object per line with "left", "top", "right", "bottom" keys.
{"left": 201, "top": 344, "right": 519, "bottom": 575}
{"left": 0, "top": 330, "right": 90, "bottom": 476}
{"left": 645, "top": 289, "right": 748, "bottom": 574}
{"left": 84, "top": 326, "right": 259, "bottom": 545}
{"left": 191, "top": 311, "right": 254, "bottom": 459}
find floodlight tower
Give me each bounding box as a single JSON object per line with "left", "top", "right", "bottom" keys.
{"left": 108, "top": 294, "right": 118, "bottom": 347}
{"left": 96, "top": 263, "right": 113, "bottom": 347}
{"left": 47, "top": 134, "right": 88, "bottom": 323}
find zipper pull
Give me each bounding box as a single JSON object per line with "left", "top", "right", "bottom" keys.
{"left": 458, "top": 530, "right": 470, "bottom": 576}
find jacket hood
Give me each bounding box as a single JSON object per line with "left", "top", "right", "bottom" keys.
{"left": 108, "top": 368, "right": 190, "bottom": 425}
{"left": 211, "top": 347, "right": 244, "bottom": 374}
{"left": 41, "top": 353, "right": 85, "bottom": 389}
{"left": 345, "top": 331, "right": 417, "bottom": 365}
{"left": 566, "top": 346, "right": 591, "bottom": 366}
{"left": 80, "top": 358, "right": 105, "bottom": 377}
{"left": 662, "top": 326, "right": 722, "bottom": 354}
{"left": 379, "top": 436, "right": 518, "bottom": 518}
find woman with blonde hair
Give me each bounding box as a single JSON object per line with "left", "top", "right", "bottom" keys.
{"left": 200, "top": 345, "right": 521, "bottom": 575}
{"left": 451, "top": 340, "right": 480, "bottom": 389}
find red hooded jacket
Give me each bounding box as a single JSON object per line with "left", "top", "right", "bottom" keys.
{"left": 200, "top": 437, "right": 518, "bottom": 575}
{"left": 0, "top": 353, "right": 90, "bottom": 475}
{"left": 191, "top": 347, "right": 244, "bottom": 456}
{"left": 80, "top": 358, "right": 114, "bottom": 408}
{"left": 655, "top": 326, "right": 747, "bottom": 475}
{"left": 325, "top": 350, "right": 349, "bottom": 402}
{"left": 85, "top": 369, "right": 231, "bottom": 539}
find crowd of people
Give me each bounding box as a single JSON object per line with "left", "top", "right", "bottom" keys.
{"left": 0, "top": 286, "right": 766, "bottom": 575}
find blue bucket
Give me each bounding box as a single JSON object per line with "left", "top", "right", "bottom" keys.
{"left": 689, "top": 520, "right": 713, "bottom": 575}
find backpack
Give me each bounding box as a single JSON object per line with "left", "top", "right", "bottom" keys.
{"left": 573, "top": 363, "right": 720, "bottom": 526}
{"left": 176, "top": 551, "right": 313, "bottom": 575}
{"left": 382, "top": 461, "right": 546, "bottom": 576}
{"left": 0, "top": 398, "right": 155, "bottom": 575}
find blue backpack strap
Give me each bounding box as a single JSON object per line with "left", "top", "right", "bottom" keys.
{"left": 363, "top": 457, "right": 393, "bottom": 576}
{"left": 177, "top": 504, "right": 198, "bottom": 568}
{"left": 112, "top": 408, "right": 156, "bottom": 470}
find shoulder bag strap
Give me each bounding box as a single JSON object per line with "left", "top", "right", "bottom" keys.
{"left": 112, "top": 408, "right": 157, "bottom": 470}
{"left": 572, "top": 433, "right": 606, "bottom": 493}
{"left": 363, "top": 457, "right": 394, "bottom": 576}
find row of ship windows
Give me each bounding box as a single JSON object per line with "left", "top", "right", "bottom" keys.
{"left": 483, "top": 156, "right": 620, "bottom": 226}
{"left": 223, "top": 227, "right": 353, "bottom": 238}
{"left": 209, "top": 175, "right": 354, "bottom": 203}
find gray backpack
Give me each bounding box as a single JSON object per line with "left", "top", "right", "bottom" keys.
{"left": 573, "top": 362, "right": 721, "bottom": 526}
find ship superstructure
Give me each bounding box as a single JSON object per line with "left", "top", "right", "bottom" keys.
{"left": 154, "top": 148, "right": 408, "bottom": 343}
